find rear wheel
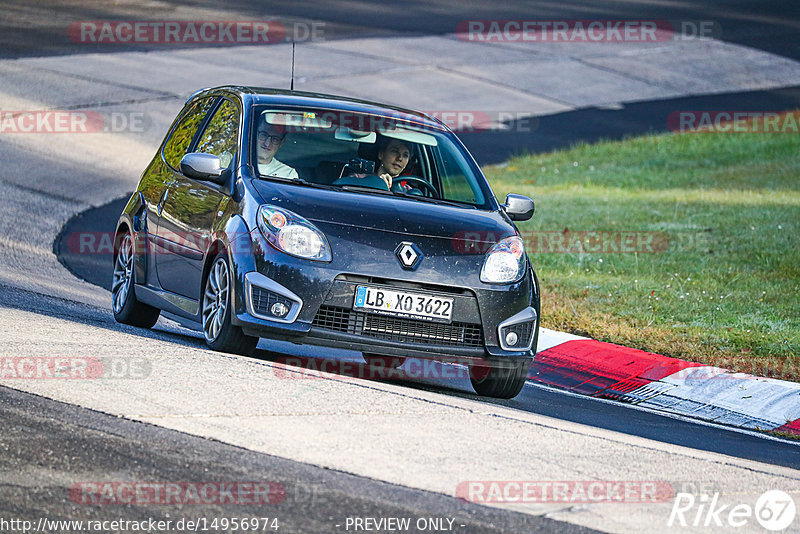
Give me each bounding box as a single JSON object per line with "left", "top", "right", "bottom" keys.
{"left": 202, "top": 254, "right": 258, "bottom": 356}
{"left": 112, "top": 231, "right": 160, "bottom": 328}
{"left": 469, "top": 358, "right": 531, "bottom": 399}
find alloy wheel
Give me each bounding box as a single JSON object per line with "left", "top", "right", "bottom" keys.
{"left": 202, "top": 257, "right": 229, "bottom": 342}
{"left": 112, "top": 233, "right": 134, "bottom": 314}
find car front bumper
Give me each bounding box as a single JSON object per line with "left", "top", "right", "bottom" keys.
{"left": 229, "top": 228, "right": 538, "bottom": 363}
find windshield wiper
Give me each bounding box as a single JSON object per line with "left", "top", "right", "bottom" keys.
{"left": 391, "top": 190, "right": 475, "bottom": 209}
{"left": 256, "top": 176, "right": 474, "bottom": 208}
{"left": 338, "top": 185, "right": 393, "bottom": 195}
{"left": 257, "top": 175, "right": 336, "bottom": 190}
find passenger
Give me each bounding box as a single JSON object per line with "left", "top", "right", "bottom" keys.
{"left": 255, "top": 120, "right": 298, "bottom": 179}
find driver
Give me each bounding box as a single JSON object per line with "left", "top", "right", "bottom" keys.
{"left": 256, "top": 119, "right": 298, "bottom": 179}
{"left": 340, "top": 137, "right": 424, "bottom": 194}
{"left": 375, "top": 138, "right": 411, "bottom": 189}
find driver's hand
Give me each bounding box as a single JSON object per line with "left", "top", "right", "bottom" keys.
{"left": 395, "top": 180, "right": 414, "bottom": 192}
{"left": 379, "top": 173, "right": 393, "bottom": 188}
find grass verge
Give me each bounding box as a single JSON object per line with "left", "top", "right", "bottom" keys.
{"left": 485, "top": 121, "right": 799, "bottom": 381}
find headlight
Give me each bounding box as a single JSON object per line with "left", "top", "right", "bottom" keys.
{"left": 480, "top": 236, "right": 526, "bottom": 283}
{"left": 257, "top": 205, "right": 332, "bottom": 262}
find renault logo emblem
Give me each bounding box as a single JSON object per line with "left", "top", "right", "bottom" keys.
{"left": 395, "top": 242, "right": 423, "bottom": 270}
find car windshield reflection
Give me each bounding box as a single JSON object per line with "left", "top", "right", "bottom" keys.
{"left": 252, "top": 109, "right": 489, "bottom": 208}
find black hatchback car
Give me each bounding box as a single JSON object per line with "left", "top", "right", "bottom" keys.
{"left": 113, "top": 86, "right": 539, "bottom": 398}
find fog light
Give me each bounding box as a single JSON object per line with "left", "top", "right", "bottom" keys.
{"left": 271, "top": 302, "right": 289, "bottom": 318}
{"left": 505, "top": 331, "right": 519, "bottom": 347}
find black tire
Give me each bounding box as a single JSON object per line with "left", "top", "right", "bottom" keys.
{"left": 112, "top": 230, "right": 160, "bottom": 328}
{"left": 469, "top": 358, "right": 531, "bottom": 399}
{"left": 201, "top": 253, "right": 258, "bottom": 356}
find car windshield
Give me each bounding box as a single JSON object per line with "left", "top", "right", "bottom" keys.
{"left": 251, "top": 107, "right": 491, "bottom": 208}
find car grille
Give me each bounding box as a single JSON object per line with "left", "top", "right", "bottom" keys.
{"left": 251, "top": 286, "right": 294, "bottom": 317}
{"left": 501, "top": 320, "right": 535, "bottom": 348}
{"left": 313, "top": 305, "right": 484, "bottom": 348}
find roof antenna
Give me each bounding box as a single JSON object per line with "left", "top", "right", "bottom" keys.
{"left": 290, "top": 41, "right": 296, "bottom": 91}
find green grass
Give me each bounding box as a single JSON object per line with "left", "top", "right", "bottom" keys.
{"left": 484, "top": 122, "right": 800, "bottom": 380}
{"left": 768, "top": 430, "right": 800, "bottom": 441}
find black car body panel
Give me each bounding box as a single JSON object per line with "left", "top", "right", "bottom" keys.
{"left": 115, "top": 86, "right": 541, "bottom": 389}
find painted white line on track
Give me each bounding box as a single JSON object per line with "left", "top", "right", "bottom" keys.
{"left": 536, "top": 328, "right": 588, "bottom": 351}
{"left": 524, "top": 380, "right": 800, "bottom": 447}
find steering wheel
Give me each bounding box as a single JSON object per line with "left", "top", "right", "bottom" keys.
{"left": 393, "top": 176, "right": 438, "bottom": 197}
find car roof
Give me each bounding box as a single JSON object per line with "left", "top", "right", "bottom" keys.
{"left": 195, "top": 85, "right": 448, "bottom": 131}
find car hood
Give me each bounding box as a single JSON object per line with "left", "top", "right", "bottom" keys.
{"left": 251, "top": 179, "right": 515, "bottom": 245}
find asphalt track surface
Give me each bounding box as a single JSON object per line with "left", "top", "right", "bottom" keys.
{"left": 4, "top": 1, "right": 800, "bottom": 533}
{"left": 3, "top": 0, "right": 799, "bottom": 60}
{"left": 3, "top": 279, "right": 800, "bottom": 532}
{"left": 4, "top": 0, "right": 800, "bottom": 164}
{"left": 0, "top": 383, "right": 599, "bottom": 534}
{"left": 48, "top": 223, "right": 800, "bottom": 473}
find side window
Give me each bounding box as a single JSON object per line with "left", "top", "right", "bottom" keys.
{"left": 162, "top": 97, "right": 216, "bottom": 170}
{"left": 195, "top": 99, "right": 240, "bottom": 169}
{"left": 434, "top": 145, "right": 485, "bottom": 205}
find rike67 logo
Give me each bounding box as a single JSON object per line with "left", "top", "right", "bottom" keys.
{"left": 669, "top": 490, "right": 796, "bottom": 531}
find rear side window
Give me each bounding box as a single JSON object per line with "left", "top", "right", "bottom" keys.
{"left": 162, "top": 97, "right": 216, "bottom": 170}
{"left": 195, "top": 99, "right": 240, "bottom": 169}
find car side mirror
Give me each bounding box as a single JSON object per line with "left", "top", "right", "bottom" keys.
{"left": 180, "top": 153, "right": 230, "bottom": 185}
{"left": 502, "top": 194, "right": 535, "bottom": 221}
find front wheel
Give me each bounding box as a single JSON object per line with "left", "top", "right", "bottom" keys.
{"left": 469, "top": 358, "right": 531, "bottom": 399}
{"left": 201, "top": 253, "right": 258, "bottom": 356}
{"left": 112, "top": 231, "right": 160, "bottom": 328}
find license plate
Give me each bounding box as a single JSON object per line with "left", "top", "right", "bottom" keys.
{"left": 354, "top": 285, "right": 454, "bottom": 323}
